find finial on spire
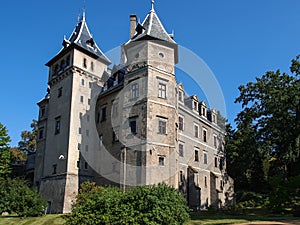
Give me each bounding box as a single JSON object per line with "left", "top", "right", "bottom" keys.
{"left": 83, "top": 0, "right": 86, "bottom": 19}
{"left": 151, "top": 0, "right": 155, "bottom": 11}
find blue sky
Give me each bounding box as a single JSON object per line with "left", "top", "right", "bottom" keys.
{"left": 1, "top": 0, "right": 300, "bottom": 146}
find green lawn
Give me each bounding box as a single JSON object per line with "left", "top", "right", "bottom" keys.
{"left": 187, "top": 209, "right": 300, "bottom": 225}
{"left": 0, "top": 210, "right": 299, "bottom": 225}
{"left": 0, "top": 214, "right": 64, "bottom": 225}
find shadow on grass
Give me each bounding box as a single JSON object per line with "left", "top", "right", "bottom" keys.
{"left": 188, "top": 208, "right": 300, "bottom": 225}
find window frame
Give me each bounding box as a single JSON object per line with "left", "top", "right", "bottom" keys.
{"left": 158, "top": 119, "right": 167, "bottom": 135}
{"left": 131, "top": 83, "right": 139, "bottom": 99}
{"left": 179, "top": 142, "right": 184, "bottom": 157}
{"left": 194, "top": 149, "right": 199, "bottom": 162}
{"left": 55, "top": 117, "right": 61, "bottom": 135}
{"left": 194, "top": 123, "right": 199, "bottom": 138}
{"left": 178, "top": 115, "right": 184, "bottom": 131}
{"left": 158, "top": 83, "right": 167, "bottom": 99}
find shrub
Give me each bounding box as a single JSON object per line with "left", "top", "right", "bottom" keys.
{"left": 65, "top": 182, "right": 190, "bottom": 225}
{"left": 0, "top": 178, "right": 46, "bottom": 216}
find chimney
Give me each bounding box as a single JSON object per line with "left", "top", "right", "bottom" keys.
{"left": 130, "top": 14, "right": 137, "bottom": 39}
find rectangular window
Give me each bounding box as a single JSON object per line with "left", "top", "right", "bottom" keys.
{"left": 219, "top": 158, "right": 224, "bottom": 170}
{"left": 194, "top": 124, "right": 199, "bottom": 138}
{"left": 178, "top": 116, "right": 184, "bottom": 131}
{"left": 205, "top": 176, "right": 207, "bottom": 187}
{"left": 159, "top": 157, "right": 165, "bottom": 166}
{"left": 195, "top": 149, "right": 199, "bottom": 162}
{"left": 158, "top": 120, "right": 167, "bottom": 134}
{"left": 52, "top": 164, "right": 57, "bottom": 175}
{"left": 214, "top": 157, "right": 218, "bottom": 168}
{"left": 178, "top": 91, "right": 183, "bottom": 102}
{"left": 40, "top": 107, "right": 45, "bottom": 117}
{"left": 80, "top": 96, "right": 84, "bottom": 103}
{"left": 78, "top": 127, "right": 82, "bottom": 134}
{"left": 55, "top": 117, "right": 61, "bottom": 135}
{"left": 179, "top": 143, "right": 184, "bottom": 157}
{"left": 204, "top": 151, "right": 208, "bottom": 164}
{"left": 58, "top": 87, "right": 62, "bottom": 98}
{"left": 86, "top": 129, "right": 89, "bottom": 137}
{"left": 85, "top": 162, "right": 88, "bottom": 170}
{"left": 101, "top": 107, "right": 107, "bottom": 122}
{"left": 212, "top": 114, "right": 216, "bottom": 123}
{"left": 214, "top": 135, "right": 217, "bottom": 148}
{"left": 91, "top": 62, "right": 94, "bottom": 71}
{"left": 81, "top": 78, "right": 85, "bottom": 86}
{"left": 131, "top": 83, "right": 139, "bottom": 99}
{"left": 112, "top": 101, "right": 118, "bottom": 117}
{"left": 38, "top": 128, "right": 44, "bottom": 139}
{"left": 83, "top": 58, "right": 87, "bottom": 68}
{"left": 130, "top": 120, "right": 137, "bottom": 134}
{"left": 158, "top": 83, "right": 166, "bottom": 99}
{"left": 203, "top": 128, "right": 207, "bottom": 142}
{"left": 193, "top": 101, "right": 198, "bottom": 110}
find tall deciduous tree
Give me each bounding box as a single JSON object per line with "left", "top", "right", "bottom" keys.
{"left": 18, "top": 120, "right": 37, "bottom": 153}
{"left": 0, "top": 123, "right": 11, "bottom": 177}
{"left": 234, "top": 64, "right": 300, "bottom": 179}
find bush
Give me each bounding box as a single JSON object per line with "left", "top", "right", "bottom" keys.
{"left": 0, "top": 178, "right": 46, "bottom": 216}
{"left": 234, "top": 191, "right": 267, "bottom": 209}
{"left": 64, "top": 182, "right": 190, "bottom": 225}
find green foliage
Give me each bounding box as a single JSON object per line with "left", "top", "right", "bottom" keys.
{"left": 267, "top": 175, "right": 300, "bottom": 213}
{"left": 18, "top": 120, "right": 37, "bottom": 153}
{"left": 10, "top": 147, "right": 27, "bottom": 164}
{"left": 0, "top": 123, "right": 11, "bottom": 178}
{"left": 226, "top": 55, "right": 300, "bottom": 212}
{"left": 64, "top": 182, "right": 190, "bottom": 225}
{"left": 234, "top": 191, "right": 267, "bottom": 209}
{"left": 0, "top": 178, "right": 46, "bottom": 217}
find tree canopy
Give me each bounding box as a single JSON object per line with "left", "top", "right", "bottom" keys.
{"left": 0, "top": 123, "right": 11, "bottom": 178}
{"left": 226, "top": 55, "right": 300, "bottom": 211}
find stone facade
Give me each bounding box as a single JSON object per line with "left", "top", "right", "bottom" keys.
{"left": 34, "top": 6, "right": 234, "bottom": 214}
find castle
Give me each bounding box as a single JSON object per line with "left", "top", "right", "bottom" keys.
{"left": 34, "top": 3, "right": 234, "bottom": 214}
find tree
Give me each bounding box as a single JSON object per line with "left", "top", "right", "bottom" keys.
{"left": 226, "top": 56, "right": 300, "bottom": 211}
{"left": 0, "top": 123, "right": 11, "bottom": 177}
{"left": 234, "top": 67, "right": 300, "bottom": 179}
{"left": 18, "top": 120, "right": 37, "bottom": 153}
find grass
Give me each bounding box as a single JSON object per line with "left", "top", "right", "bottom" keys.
{"left": 0, "top": 214, "right": 64, "bottom": 225}
{"left": 186, "top": 209, "right": 300, "bottom": 225}
{"left": 0, "top": 209, "right": 299, "bottom": 225}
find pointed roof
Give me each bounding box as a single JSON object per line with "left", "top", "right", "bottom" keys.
{"left": 67, "top": 13, "right": 110, "bottom": 63}
{"left": 130, "top": 6, "right": 176, "bottom": 44}
{"left": 47, "top": 12, "right": 110, "bottom": 66}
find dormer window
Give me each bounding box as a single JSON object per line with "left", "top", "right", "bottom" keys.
{"left": 86, "top": 38, "right": 95, "bottom": 47}
{"left": 178, "top": 91, "right": 183, "bottom": 102}
{"left": 66, "top": 55, "right": 70, "bottom": 66}
{"left": 193, "top": 101, "right": 198, "bottom": 111}
{"left": 53, "top": 64, "right": 59, "bottom": 75}
{"left": 60, "top": 60, "right": 65, "bottom": 70}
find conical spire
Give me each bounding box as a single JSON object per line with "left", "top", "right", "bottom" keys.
{"left": 129, "top": 3, "right": 176, "bottom": 44}
{"left": 65, "top": 11, "right": 110, "bottom": 64}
